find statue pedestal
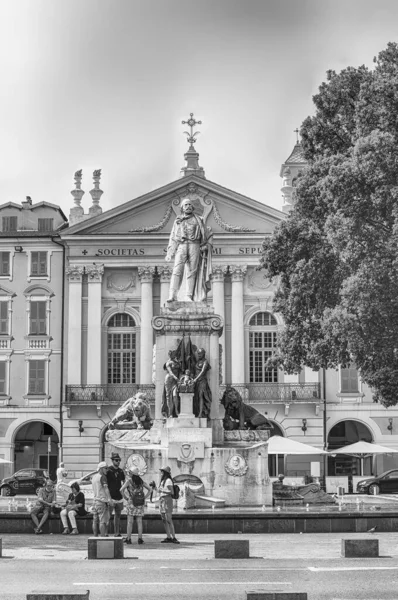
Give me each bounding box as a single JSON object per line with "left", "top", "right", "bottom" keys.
{"left": 179, "top": 392, "right": 195, "bottom": 419}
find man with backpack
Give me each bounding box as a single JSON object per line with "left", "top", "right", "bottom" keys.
{"left": 106, "top": 452, "right": 125, "bottom": 537}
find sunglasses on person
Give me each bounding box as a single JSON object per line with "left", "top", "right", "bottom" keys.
{"left": 112, "top": 458, "right": 121, "bottom": 462}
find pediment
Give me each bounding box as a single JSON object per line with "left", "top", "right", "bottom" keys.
{"left": 62, "top": 175, "right": 284, "bottom": 238}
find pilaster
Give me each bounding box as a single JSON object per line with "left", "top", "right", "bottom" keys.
{"left": 230, "top": 265, "right": 247, "bottom": 384}
{"left": 158, "top": 266, "right": 172, "bottom": 307}
{"left": 66, "top": 265, "right": 84, "bottom": 384}
{"left": 212, "top": 264, "right": 228, "bottom": 383}
{"left": 138, "top": 266, "right": 155, "bottom": 384}
{"left": 85, "top": 264, "right": 104, "bottom": 384}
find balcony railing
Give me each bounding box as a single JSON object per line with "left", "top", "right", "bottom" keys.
{"left": 219, "top": 383, "right": 321, "bottom": 404}
{"left": 65, "top": 384, "right": 155, "bottom": 406}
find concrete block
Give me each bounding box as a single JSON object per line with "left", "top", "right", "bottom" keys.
{"left": 247, "top": 594, "right": 307, "bottom": 600}
{"left": 27, "top": 592, "right": 89, "bottom": 600}
{"left": 341, "top": 539, "right": 379, "bottom": 557}
{"left": 87, "top": 537, "right": 124, "bottom": 560}
{"left": 214, "top": 539, "right": 249, "bottom": 558}
{"left": 0, "top": 537, "right": 2, "bottom": 557}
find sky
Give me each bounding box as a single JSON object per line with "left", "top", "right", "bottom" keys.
{"left": 0, "top": 0, "right": 397, "bottom": 217}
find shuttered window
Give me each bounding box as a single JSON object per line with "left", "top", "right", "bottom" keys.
{"left": 28, "top": 360, "right": 45, "bottom": 394}
{"left": 31, "top": 252, "right": 47, "bottom": 276}
{"left": 0, "top": 253, "right": 10, "bottom": 276}
{"left": 30, "top": 301, "right": 46, "bottom": 335}
{"left": 2, "top": 217, "right": 17, "bottom": 232}
{"left": 38, "top": 218, "right": 54, "bottom": 232}
{"left": 0, "top": 302, "right": 8, "bottom": 334}
{"left": 341, "top": 366, "right": 359, "bottom": 393}
{"left": 0, "top": 362, "right": 6, "bottom": 394}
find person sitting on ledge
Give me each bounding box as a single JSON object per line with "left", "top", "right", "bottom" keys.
{"left": 60, "top": 482, "right": 87, "bottom": 535}
{"left": 30, "top": 479, "right": 57, "bottom": 534}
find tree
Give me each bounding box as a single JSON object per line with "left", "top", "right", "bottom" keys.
{"left": 259, "top": 43, "right": 398, "bottom": 407}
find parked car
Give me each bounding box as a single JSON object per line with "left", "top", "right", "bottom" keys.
{"left": 0, "top": 469, "right": 49, "bottom": 496}
{"left": 356, "top": 469, "right": 398, "bottom": 495}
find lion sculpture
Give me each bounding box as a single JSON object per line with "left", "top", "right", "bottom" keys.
{"left": 108, "top": 392, "right": 153, "bottom": 430}
{"left": 220, "top": 386, "right": 273, "bottom": 431}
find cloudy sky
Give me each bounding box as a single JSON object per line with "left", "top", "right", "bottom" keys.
{"left": 0, "top": 0, "right": 397, "bottom": 216}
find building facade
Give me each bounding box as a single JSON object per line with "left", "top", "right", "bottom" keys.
{"left": 0, "top": 197, "right": 67, "bottom": 482}
{"left": 0, "top": 143, "right": 397, "bottom": 493}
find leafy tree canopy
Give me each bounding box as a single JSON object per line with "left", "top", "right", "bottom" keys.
{"left": 259, "top": 43, "right": 398, "bottom": 407}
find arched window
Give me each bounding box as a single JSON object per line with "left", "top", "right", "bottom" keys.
{"left": 249, "top": 312, "right": 278, "bottom": 383}
{"left": 107, "top": 313, "right": 137, "bottom": 384}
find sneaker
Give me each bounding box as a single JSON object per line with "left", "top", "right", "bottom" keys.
{"left": 114, "top": 533, "right": 122, "bottom": 537}
{"left": 70, "top": 529, "right": 79, "bottom": 535}
{"left": 62, "top": 528, "right": 70, "bottom": 535}
{"left": 171, "top": 537, "right": 180, "bottom": 544}
{"left": 35, "top": 529, "right": 43, "bottom": 535}
{"left": 138, "top": 538, "right": 144, "bottom": 545}
{"left": 123, "top": 537, "right": 132, "bottom": 545}
{"left": 161, "top": 538, "right": 172, "bottom": 543}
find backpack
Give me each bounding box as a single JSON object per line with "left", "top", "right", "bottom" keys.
{"left": 131, "top": 484, "right": 145, "bottom": 507}
{"left": 171, "top": 481, "right": 180, "bottom": 500}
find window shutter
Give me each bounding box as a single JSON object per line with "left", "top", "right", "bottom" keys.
{"left": 0, "top": 362, "right": 6, "bottom": 394}
{"left": 29, "top": 360, "right": 45, "bottom": 394}
{"left": 31, "top": 252, "right": 47, "bottom": 276}
{"left": 2, "top": 217, "right": 17, "bottom": 232}
{"left": 0, "top": 253, "right": 10, "bottom": 276}
{"left": 0, "top": 302, "right": 8, "bottom": 334}
{"left": 30, "top": 301, "right": 46, "bottom": 335}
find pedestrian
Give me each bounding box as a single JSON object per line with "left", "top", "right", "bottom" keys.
{"left": 152, "top": 466, "right": 180, "bottom": 544}
{"left": 56, "top": 462, "right": 68, "bottom": 484}
{"left": 106, "top": 452, "right": 125, "bottom": 537}
{"left": 30, "top": 479, "right": 56, "bottom": 534}
{"left": 60, "top": 482, "right": 87, "bottom": 535}
{"left": 92, "top": 461, "right": 113, "bottom": 537}
{"left": 120, "top": 467, "right": 151, "bottom": 545}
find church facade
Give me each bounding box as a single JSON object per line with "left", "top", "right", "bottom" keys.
{"left": 0, "top": 139, "right": 397, "bottom": 491}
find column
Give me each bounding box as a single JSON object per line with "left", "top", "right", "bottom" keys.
{"left": 230, "top": 265, "right": 247, "bottom": 384}
{"left": 138, "top": 267, "right": 155, "bottom": 384}
{"left": 65, "top": 266, "right": 84, "bottom": 384}
{"left": 158, "top": 266, "right": 172, "bottom": 307}
{"left": 86, "top": 264, "right": 104, "bottom": 384}
{"left": 212, "top": 265, "right": 228, "bottom": 383}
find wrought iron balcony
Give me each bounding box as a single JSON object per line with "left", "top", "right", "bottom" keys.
{"left": 219, "top": 383, "right": 321, "bottom": 404}
{"left": 65, "top": 384, "right": 155, "bottom": 407}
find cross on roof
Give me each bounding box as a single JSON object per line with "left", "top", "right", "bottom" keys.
{"left": 294, "top": 128, "right": 300, "bottom": 143}
{"left": 182, "top": 112, "right": 202, "bottom": 146}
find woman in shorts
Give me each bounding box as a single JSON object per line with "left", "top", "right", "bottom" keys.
{"left": 120, "top": 467, "right": 150, "bottom": 545}
{"left": 153, "top": 466, "right": 179, "bottom": 544}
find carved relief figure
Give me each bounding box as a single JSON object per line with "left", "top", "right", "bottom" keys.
{"left": 225, "top": 454, "right": 248, "bottom": 477}
{"left": 108, "top": 392, "right": 152, "bottom": 430}
{"left": 193, "top": 348, "right": 212, "bottom": 418}
{"left": 161, "top": 350, "right": 181, "bottom": 418}
{"left": 165, "top": 198, "right": 213, "bottom": 302}
{"left": 221, "top": 387, "right": 273, "bottom": 431}
{"left": 178, "top": 370, "right": 195, "bottom": 393}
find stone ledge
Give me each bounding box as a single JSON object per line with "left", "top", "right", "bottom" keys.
{"left": 341, "top": 538, "right": 379, "bottom": 557}
{"left": 87, "top": 536, "right": 124, "bottom": 560}
{"left": 247, "top": 594, "right": 307, "bottom": 600}
{"left": 214, "top": 539, "right": 249, "bottom": 558}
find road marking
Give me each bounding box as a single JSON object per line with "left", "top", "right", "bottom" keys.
{"left": 181, "top": 568, "right": 305, "bottom": 571}
{"left": 74, "top": 582, "right": 291, "bottom": 586}
{"left": 309, "top": 566, "right": 398, "bottom": 572}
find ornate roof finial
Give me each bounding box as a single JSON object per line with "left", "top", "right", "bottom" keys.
{"left": 71, "top": 169, "right": 84, "bottom": 207}
{"left": 182, "top": 112, "right": 202, "bottom": 147}
{"left": 294, "top": 128, "right": 300, "bottom": 144}
{"left": 89, "top": 169, "right": 103, "bottom": 216}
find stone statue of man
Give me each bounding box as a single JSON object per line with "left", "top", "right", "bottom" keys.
{"left": 165, "top": 198, "right": 213, "bottom": 302}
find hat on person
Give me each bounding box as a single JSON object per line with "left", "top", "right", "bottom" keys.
{"left": 97, "top": 461, "right": 107, "bottom": 470}
{"left": 160, "top": 465, "right": 171, "bottom": 474}
{"left": 129, "top": 467, "right": 140, "bottom": 476}
{"left": 111, "top": 452, "right": 121, "bottom": 460}
{"left": 45, "top": 479, "right": 55, "bottom": 487}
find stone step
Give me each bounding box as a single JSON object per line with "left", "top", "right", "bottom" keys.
{"left": 26, "top": 592, "right": 89, "bottom": 600}
{"left": 246, "top": 594, "right": 307, "bottom": 600}
{"left": 87, "top": 536, "right": 124, "bottom": 559}
{"left": 341, "top": 538, "right": 379, "bottom": 557}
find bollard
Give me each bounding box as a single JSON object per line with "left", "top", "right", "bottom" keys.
{"left": 214, "top": 539, "right": 249, "bottom": 559}
{"left": 341, "top": 539, "right": 379, "bottom": 558}
{"left": 246, "top": 594, "right": 307, "bottom": 600}
{"left": 0, "top": 537, "right": 2, "bottom": 558}
{"left": 87, "top": 536, "right": 124, "bottom": 559}
{"left": 27, "top": 592, "right": 89, "bottom": 600}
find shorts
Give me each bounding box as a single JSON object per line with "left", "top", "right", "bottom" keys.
{"left": 111, "top": 501, "right": 123, "bottom": 517}
{"left": 159, "top": 495, "right": 173, "bottom": 515}
{"left": 31, "top": 505, "right": 51, "bottom": 517}
{"left": 92, "top": 501, "right": 110, "bottom": 525}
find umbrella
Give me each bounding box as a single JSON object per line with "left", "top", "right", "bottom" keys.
{"left": 267, "top": 436, "right": 328, "bottom": 455}
{"left": 331, "top": 441, "right": 398, "bottom": 476}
